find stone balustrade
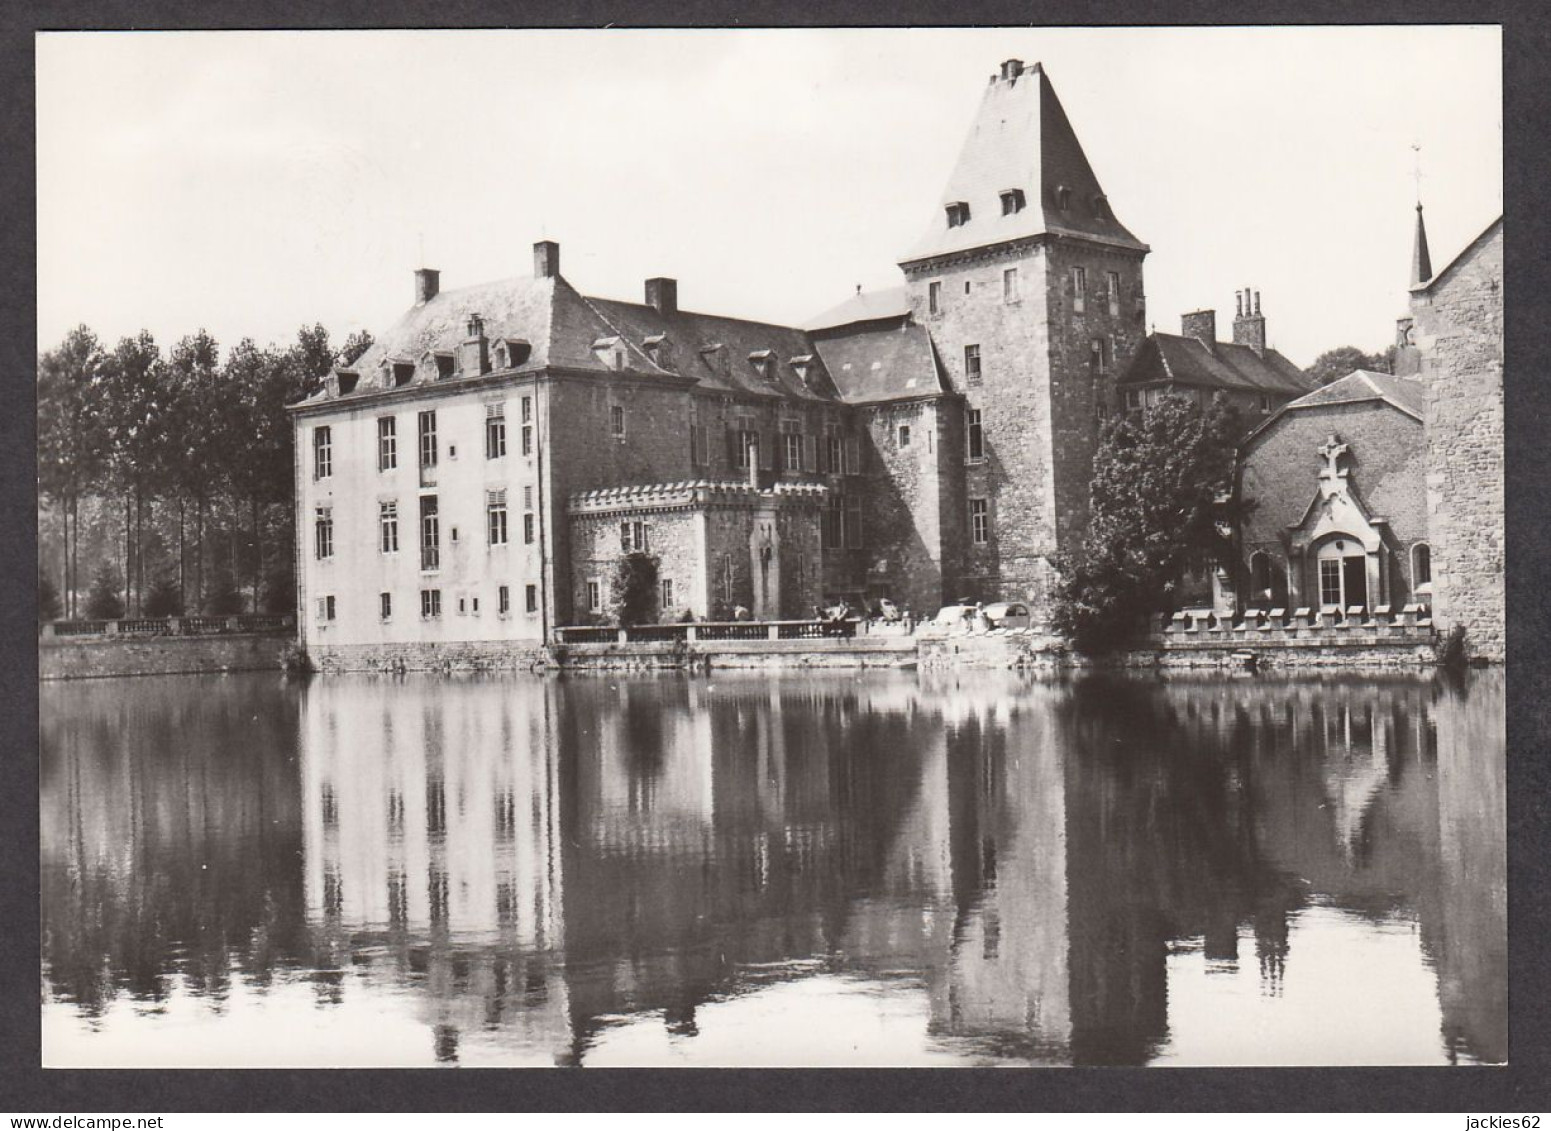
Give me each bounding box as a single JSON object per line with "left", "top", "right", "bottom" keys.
{"left": 1153, "top": 603, "right": 1434, "bottom": 648}
{"left": 40, "top": 614, "right": 295, "bottom": 642}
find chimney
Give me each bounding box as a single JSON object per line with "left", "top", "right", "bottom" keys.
{"left": 1233, "top": 286, "right": 1267, "bottom": 354}
{"left": 645, "top": 277, "right": 678, "bottom": 317}
{"left": 415, "top": 268, "right": 440, "bottom": 304}
{"left": 462, "top": 312, "right": 489, "bottom": 376}
{"left": 1000, "top": 59, "right": 1025, "bottom": 82}
{"left": 533, "top": 240, "right": 560, "bottom": 279}
{"left": 1180, "top": 309, "right": 1217, "bottom": 348}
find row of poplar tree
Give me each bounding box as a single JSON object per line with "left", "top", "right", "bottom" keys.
{"left": 37, "top": 323, "right": 373, "bottom": 621}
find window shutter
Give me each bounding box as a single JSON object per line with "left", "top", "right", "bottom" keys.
{"left": 621, "top": 522, "right": 631, "bottom": 553}
{"left": 804, "top": 434, "right": 817, "bottom": 472}
{"left": 846, "top": 496, "right": 864, "bottom": 549}
{"left": 726, "top": 426, "right": 740, "bottom": 467}
{"left": 845, "top": 436, "right": 860, "bottom": 476}
{"left": 761, "top": 428, "right": 775, "bottom": 471}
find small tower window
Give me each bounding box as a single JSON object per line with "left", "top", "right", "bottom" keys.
{"left": 1003, "top": 267, "right": 1019, "bottom": 304}
{"left": 1072, "top": 267, "right": 1087, "bottom": 313}
{"left": 945, "top": 201, "right": 971, "bottom": 228}
{"left": 1056, "top": 185, "right": 1072, "bottom": 211}
{"left": 1000, "top": 189, "right": 1026, "bottom": 215}
{"left": 928, "top": 280, "right": 942, "bottom": 315}
{"left": 964, "top": 344, "right": 982, "bottom": 386}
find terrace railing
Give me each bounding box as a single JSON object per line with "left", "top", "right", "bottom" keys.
{"left": 554, "top": 619, "right": 861, "bottom": 645}
{"left": 41, "top": 614, "right": 296, "bottom": 640}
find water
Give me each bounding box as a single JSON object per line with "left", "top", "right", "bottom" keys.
{"left": 39, "top": 668, "right": 1505, "bottom": 1067}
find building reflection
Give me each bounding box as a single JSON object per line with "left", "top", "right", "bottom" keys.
{"left": 40, "top": 668, "right": 1507, "bottom": 1067}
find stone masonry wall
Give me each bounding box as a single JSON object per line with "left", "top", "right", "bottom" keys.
{"left": 41, "top": 634, "right": 291, "bottom": 680}
{"left": 1413, "top": 223, "right": 1504, "bottom": 660}
{"left": 569, "top": 508, "right": 702, "bottom": 623}
{"left": 310, "top": 640, "right": 549, "bottom": 674}
{"left": 1239, "top": 400, "right": 1428, "bottom": 605}
{"left": 857, "top": 397, "right": 949, "bottom": 614}
{"left": 903, "top": 236, "right": 1145, "bottom": 611}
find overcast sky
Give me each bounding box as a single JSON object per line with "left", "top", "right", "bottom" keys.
{"left": 37, "top": 26, "right": 1501, "bottom": 368}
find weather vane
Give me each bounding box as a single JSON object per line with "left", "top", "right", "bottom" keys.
{"left": 1411, "top": 141, "right": 1423, "bottom": 205}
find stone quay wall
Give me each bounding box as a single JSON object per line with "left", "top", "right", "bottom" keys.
{"left": 309, "top": 640, "right": 550, "bottom": 674}
{"left": 40, "top": 633, "right": 292, "bottom": 680}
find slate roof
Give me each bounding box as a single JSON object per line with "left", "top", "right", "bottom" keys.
{"left": 1279, "top": 369, "right": 1424, "bottom": 419}
{"left": 805, "top": 285, "right": 911, "bottom": 332}
{"left": 901, "top": 61, "right": 1147, "bottom": 265}
{"left": 811, "top": 322, "right": 947, "bottom": 405}
{"left": 1240, "top": 369, "right": 1424, "bottom": 449}
{"left": 1118, "top": 332, "right": 1314, "bottom": 398}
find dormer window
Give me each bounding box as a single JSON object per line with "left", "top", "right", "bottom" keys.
{"left": 643, "top": 333, "right": 672, "bottom": 370}
{"left": 789, "top": 354, "right": 814, "bottom": 388}
{"left": 945, "top": 201, "right": 971, "bottom": 228}
{"left": 1093, "top": 193, "right": 1109, "bottom": 218}
{"left": 425, "top": 351, "right": 455, "bottom": 381}
{"left": 1055, "top": 185, "right": 1071, "bottom": 211}
{"left": 491, "top": 338, "right": 530, "bottom": 370}
{"left": 749, "top": 349, "right": 775, "bottom": 381}
{"left": 591, "top": 335, "right": 626, "bottom": 371}
{"left": 1000, "top": 189, "right": 1026, "bottom": 215}
{"left": 391, "top": 359, "right": 416, "bottom": 387}
{"left": 336, "top": 369, "right": 359, "bottom": 396}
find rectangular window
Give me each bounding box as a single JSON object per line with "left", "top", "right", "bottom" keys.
{"left": 587, "top": 579, "right": 602, "bottom": 613}
{"left": 1107, "top": 271, "right": 1121, "bottom": 317}
{"left": 731, "top": 427, "right": 757, "bottom": 471}
{"left": 498, "top": 584, "right": 510, "bottom": 615}
{"left": 661, "top": 578, "right": 674, "bottom": 610}
{"left": 967, "top": 408, "right": 984, "bottom": 461}
{"left": 823, "top": 494, "right": 843, "bottom": 550}
{"left": 1072, "top": 267, "right": 1087, "bottom": 314}
{"left": 316, "top": 594, "right": 336, "bottom": 622}
{"left": 379, "top": 501, "right": 399, "bottom": 554}
{"left": 377, "top": 417, "right": 397, "bottom": 471}
{"left": 971, "top": 498, "right": 990, "bottom": 545}
{"left": 379, "top": 592, "right": 392, "bottom": 621}
{"left": 1319, "top": 559, "right": 1343, "bottom": 608}
{"left": 420, "top": 495, "right": 440, "bottom": 571}
{"left": 418, "top": 411, "right": 437, "bottom": 468}
{"left": 485, "top": 404, "right": 506, "bottom": 459}
{"left": 690, "top": 423, "right": 710, "bottom": 467}
{"left": 632, "top": 521, "right": 650, "bottom": 553}
{"left": 845, "top": 495, "right": 863, "bottom": 550}
{"left": 844, "top": 435, "right": 860, "bottom": 476}
{"left": 826, "top": 432, "right": 843, "bottom": 475}
{"left": 610, "top": 405, "right": 625, "bottom": 438}
{"left": 1003, "top": 267, "right": 1019, "bottom": 304}
{"left": 898, "top": 423, "right": 911, "bottom": 448}
{"left": 314, "top": 506, "right": 333, "bottom": 560}
{"left": 420, "top": 588, "right": 442, "bottom": 618}
{"left": 521, "top": 395, "right": 532, "bottom": 423}
{"left": 928, "top": 280, "right": 942, "bottom": 316}
{"left": 965, "top": 344, "right": 982, "bottom": 387}
{"left": 313, "top": 426, "right": 332, "bottom": 479}
{"left": 487, "top": 490, "right": 508, "bottom": 545}
{"left": 1125, "top": 388, "right": 1143, "bottom": 411}
{"left": 783, "top": 429, "right": 803, "bottom": 472}
{"left": 526, "top": 584, "right": 538, "bottom": 614}
{"left": 1091, "top": 338, "right": 1108, "bottom": 373}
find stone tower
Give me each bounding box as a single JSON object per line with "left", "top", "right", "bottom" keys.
{"left": 899, "top": 59, "right": 1149, "bottom": 608}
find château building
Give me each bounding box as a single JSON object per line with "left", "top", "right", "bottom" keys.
{"left": 290, "top": 57, "right": 1176, "bottom": 665}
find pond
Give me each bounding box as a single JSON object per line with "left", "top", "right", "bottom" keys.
{"left": 39, "top": 668, "right": 1505, "bottom": 1067}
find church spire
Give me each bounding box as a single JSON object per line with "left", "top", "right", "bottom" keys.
{"left": 1412, "top": 202, "right": 1433, "bottom": 287}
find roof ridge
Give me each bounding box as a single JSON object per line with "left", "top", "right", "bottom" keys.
{"left": 561, "top": 278, "right": 672, "bottom": 374}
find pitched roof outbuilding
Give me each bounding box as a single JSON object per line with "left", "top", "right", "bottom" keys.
{"left": 1119, "top": 332, "right": 1313, "bottom": 398}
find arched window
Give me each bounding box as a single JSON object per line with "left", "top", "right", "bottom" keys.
{"left": 1412, "top": 542, "right": 1432, "bottom": 593}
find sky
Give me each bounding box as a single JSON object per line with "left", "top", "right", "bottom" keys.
{"left": 36, "top": 26, "right": 1502, "bottom": 369}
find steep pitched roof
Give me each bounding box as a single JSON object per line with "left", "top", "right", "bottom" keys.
{"left": 1119, "top": 332, "right": 1313, "bottom": 397}
{"left": 901, "top": 60, "right": 1146, "bottom": 265}
{"left": 805, "top": 285, "right": 911, "bottom": 332}
{"left": 811, "top": 322, "right": 947, "bottom": 404}
{"left": 584, "top": 297, "right": 841, "bottom": 403}
{"left": 1240, "top": 369, "right": 1424, "bottom": 449}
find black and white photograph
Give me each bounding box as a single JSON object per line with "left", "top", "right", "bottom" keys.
{"left": 33, "top": 25, "right": 1507, "bottom": 1073}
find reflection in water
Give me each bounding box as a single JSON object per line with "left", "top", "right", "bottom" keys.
{"left": 40, "top": 669, "right": 1506, "bottom": 1067}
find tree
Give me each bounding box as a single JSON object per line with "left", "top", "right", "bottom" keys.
{"left": 39, "top": 575, "right": 62, "bottom": 623}
{"left": 99, "top": 331, "right": 172, "bottom": 615}
{"left": 608, "top": 553, "right": 659, "bottom": 626}
{"left": 84, "top": 561, "right": 125, "bottom": 620}
{"left": 1052, "top": 393, "right": 1242, "bottom": 652}
{"left": 164, "top": 331, "right": 223, "bottom": 613}
{"left": 143, "top": 573, "right": 184, "bottom": 618}
{"left": 37, "top": 326, "right": 109, "bottom": 617}
{"left": 1305, "top": 345, "right": 1394, "bottom": 387}
{"left": 339, "top": 329, "right": 374, "bottom": 367}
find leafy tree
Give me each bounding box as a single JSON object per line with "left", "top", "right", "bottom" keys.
{"left": 1052, "top": 393, "right": 1242, "bottom": 652}
{"left": 37, "top": 326, "right": 109, "bottom": 617}
{"left": 339, "top": 329, "right": 374, "bottom": 367}
{"left": 164, "top": 331, "right": 223, "bottom": 612}
{"left": 143, "top": 573, "right": 184, "bottom": 617}
{"left": 39, "top": 575, "right": 62, "bottom": 623}
{"left": 1305, "top": 345, "right": 1394, "bottom": 387}
{"left": 84, "top": 561, "right": 125, "bottom": 620}
{"left": 262, "top": 566, "right": 295, "bottom": 616}
{"left": 100, "top": 330, "right": 172, "bottom": 614}
{"left": 608, "top": 553, "right": 659, "bottom": 626}
{"left": 205, "top": 568, "right": 244, "bottom": 616}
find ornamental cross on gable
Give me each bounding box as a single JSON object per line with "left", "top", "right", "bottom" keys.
{"left": 1318, "top": 434, "right": 1350, "bottom": 479}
